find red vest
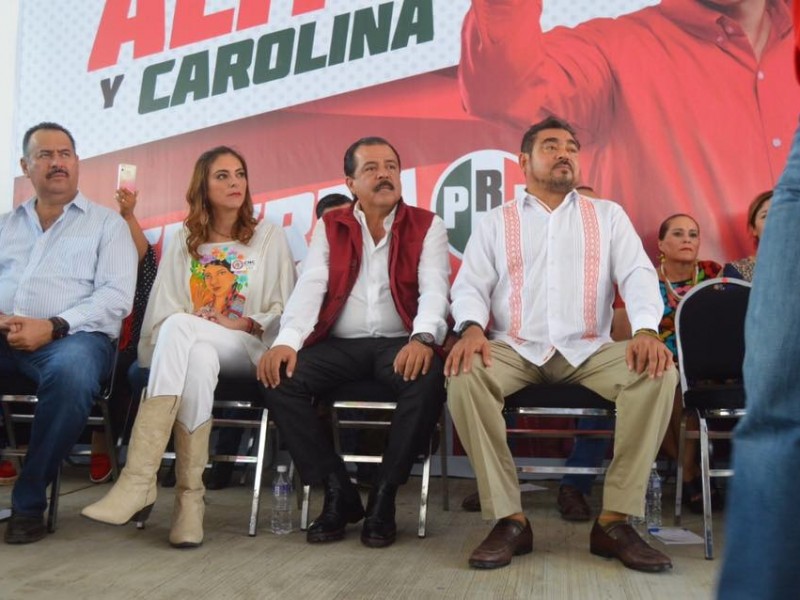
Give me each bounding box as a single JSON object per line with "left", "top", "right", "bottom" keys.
{"left": 303, "top": 200, "right": 434, "bottom": 348}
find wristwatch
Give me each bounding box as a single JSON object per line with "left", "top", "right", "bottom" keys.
{"left": 457, "top": 320, "right": 483, "bottom": 337}
{"left": 410, "top": 332, "right": 436, "bottom": 347}
{"left": 48, "top": 317, "right": 70, "bottom": 340}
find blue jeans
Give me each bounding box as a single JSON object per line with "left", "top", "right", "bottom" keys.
{"left": 717, "top": 123, "right": 800, "bottom": 599}
{"left": 0, "top": 332, "right": 114, "bottom": 516}
{"left": 560, "top": 417, "right": 613, "bottom": 495}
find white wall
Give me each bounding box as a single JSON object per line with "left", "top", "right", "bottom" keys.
{"left": 0, "top": 0, "right": 20, "bottom": 214}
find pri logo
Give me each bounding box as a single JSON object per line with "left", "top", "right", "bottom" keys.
{"left": 432, "top": 150, "right": 524, "bottom": 258}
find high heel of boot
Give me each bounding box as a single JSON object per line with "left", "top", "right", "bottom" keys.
{"left": 133, "top": 503, "right": 154, "bottom": 529}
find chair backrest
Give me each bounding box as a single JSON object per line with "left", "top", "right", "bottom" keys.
{"left": 675, "top": 278, "right": 751, "bottom": 393}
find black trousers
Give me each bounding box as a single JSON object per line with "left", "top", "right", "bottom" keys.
{"left": 261, "top": 337, "right": 445, "bottom": 486}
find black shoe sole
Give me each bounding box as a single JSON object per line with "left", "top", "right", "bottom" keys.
{"left": 306, "top": 507, "right": 364, "bottom": 543}
{"left": 170, "top": 540, "right": 203, "bottom": 549}
{"left": 360, "top": 532, "right": 397, "bottom": 548}
{"left": 307, "top": 527, "right": 347, "bottom": 543}
{"left": 4, "top": 529, "right": 47, "bottom": 544}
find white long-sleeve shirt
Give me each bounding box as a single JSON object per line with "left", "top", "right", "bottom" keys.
{"left": 137, "top": 219, "right": 297, "bottom": 367}
{"left": 273, "top": 202, "right": 451, "bottom": 351}
{"left": 0, "top": 193, "right": 137, "bottom": 338}
{"left": 451, "top": 191, "right": 662, "bottom": 367}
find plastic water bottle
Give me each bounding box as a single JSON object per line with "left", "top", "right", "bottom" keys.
{"left": 271, "top": 465, "right": 292, "bottom": 535}
{"left": 645, "top": 463, "right": 662, "bottom": 531}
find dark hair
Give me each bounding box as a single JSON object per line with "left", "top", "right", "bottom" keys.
{"left": 315, "top": 193, "right": 352, "bottom": 219}
{"left": 747, "top": 190, "right": 773, "bottom": 231}
{"left": 184, "top": 146, "right": 256, "bottom": 258}
{"left": 657, "top": 213, "right": 699, "bottom": 240}
{"left": 343, "top": 136, "right": 401, "bottom": 177}
{"left": 22, "top": 122, "right": 76, "bottom": 157}
{"left": 520, "top": 116, "right": 580, "bottom": 154}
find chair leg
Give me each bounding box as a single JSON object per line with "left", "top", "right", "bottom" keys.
{"left": 418, "top": 446, "right": 431, "bottom": 538}
{"left": 249, "top": 407, "right": 269, "bottom": 537}
{"left": 439, "top": 412, "right": 449, "bottom": 511}
{"left": 99, "top": 398, "right": 120, "bottom": 481}
{"left": 675, "top": 410, "right": 688, "bottom": 525}
{"left": 300, "top": 485, "right": 311, "bottom": 531}
{"left": 47, "top": 466, "right": 61, "bottom": 533}
{"left": 699, "top": 414, "right": 714, "bottom": 560}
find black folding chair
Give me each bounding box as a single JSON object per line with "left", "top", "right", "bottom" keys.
{"left": 673, "top": 277, "right": 750, "bottom": 559}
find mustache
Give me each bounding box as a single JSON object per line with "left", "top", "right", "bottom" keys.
{"left": 374, "top": 180, "right": 395, "bottom": 192}
{"left": 46, "top": 168, "right": 69, "bottom": 178}
{"left": 554, "top": 159, "right": 573, "bottom": 170}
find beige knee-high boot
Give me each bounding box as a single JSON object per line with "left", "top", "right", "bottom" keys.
{"left": 82, "top": 395, "right": 181, "bottom": 526}
{"left": 169, "top": 420, "right": 211, "bottom": 548}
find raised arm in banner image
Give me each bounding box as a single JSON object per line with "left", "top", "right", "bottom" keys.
{"left": 459, "top": 0, "right": 799, "bottom": 260}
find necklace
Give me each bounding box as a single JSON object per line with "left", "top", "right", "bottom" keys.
{"left": 660, "top": 262, "right": 699, "bottom": 301}
{"left": 210, "top": 225, "right": 234, "bottom": 239}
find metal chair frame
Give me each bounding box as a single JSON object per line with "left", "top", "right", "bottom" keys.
{"left": 300, "top": 392, "right": 449, "bottom": 538}
{"left": 502, "top": 384, "right": 616, "bottom": 478}
{"left": 154, "top": 377, "right": 274, "bottom": 537}
{"left": 0, "top": 339, "right": 122, "bottom": 532}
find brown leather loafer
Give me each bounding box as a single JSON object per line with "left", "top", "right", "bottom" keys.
{"left": 557, "top": 485, "right": 592, "bottom": 522}
{"left": 461, "top": 491, "right": 481, "bottom": 512}
{"left": 468, "top": 518, "right": 533, "bottom": 569}
{"left": 589, "top": 519, "right": 672, "bottom": 572}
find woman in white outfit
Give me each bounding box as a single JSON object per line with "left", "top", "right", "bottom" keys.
{"left": 83, "top": 146, "right": 296, "bottom": 547}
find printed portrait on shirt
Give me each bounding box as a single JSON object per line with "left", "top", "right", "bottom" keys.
{"left": 190, "top": 245, "right": 250, "bottom": 320}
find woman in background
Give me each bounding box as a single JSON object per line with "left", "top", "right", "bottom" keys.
{"left": 656, "top": 214, "right": 722, "bottom": 513}
{"left": 722, "top": 190, "right": 772, "bottom": 282}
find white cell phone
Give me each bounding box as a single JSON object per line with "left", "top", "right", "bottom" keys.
{"left": 117, "top": 163, "right": 137, "bottom": 192}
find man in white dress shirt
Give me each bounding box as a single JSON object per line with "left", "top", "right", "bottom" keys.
{"left": 0, "top": 122, "right": 137, "bottom": 543}
{"left": 446, "top": 117, "right": 676, "bottom": 572}
{"left": 258, "top": 137, "right": 450, "bottom": 548}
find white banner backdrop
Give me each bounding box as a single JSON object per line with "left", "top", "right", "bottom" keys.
{"left": 12, "top": 0, "right": 657, "bottom": 167}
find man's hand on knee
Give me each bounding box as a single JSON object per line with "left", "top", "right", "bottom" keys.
{"left": 393, "top": 341, "right": 434, "bottom": 381}
{"left": 625, "top": 333, "right": 673, "bottom": 378}
{"left": 257, "top": 345, "right": 297, "bottom": 388}
{"left": 445, "top": 327, "right": 492, "bottom": 377}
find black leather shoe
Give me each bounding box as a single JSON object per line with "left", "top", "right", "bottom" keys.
{"left": 361, "top": 481, "right": 398, "bottom": 548}
{"left": 4, "top": 512, "right": 46, "bottom": 544}
{"left": 307, "top": 471, "right": 365, "bottom": 543}
{"left": 206, "top": 461, "right": 235, "bottom": 490}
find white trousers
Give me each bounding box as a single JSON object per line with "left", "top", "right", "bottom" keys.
{"left": 147, "top": 313, "right": 256, "bottom": 431}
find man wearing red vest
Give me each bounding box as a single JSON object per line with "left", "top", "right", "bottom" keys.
{"left": 258, "top": 137, "right": 450, "bottom": 548}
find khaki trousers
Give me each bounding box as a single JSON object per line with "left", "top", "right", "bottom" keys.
{"left": 447, "top": 341, "right": 675, "bottom": 519}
